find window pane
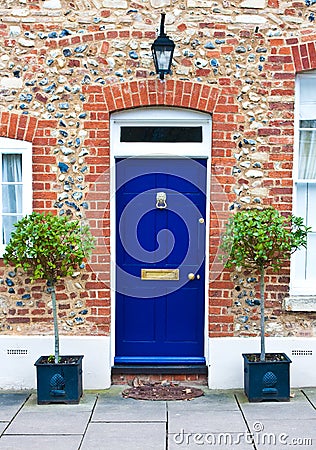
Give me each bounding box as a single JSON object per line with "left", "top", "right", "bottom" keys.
{"left": 2, "top": 185, "right": 22, "bottom": 213}
{"left": 296, "top": 183, "right": 307, "bottom": 219}
{"left": 300, "top": 119, "right": 316, "bottom": 128}
{"left": 298, "top": 130, "right": 316, "bottom": 178}
{"left": 2, "top": 154, "right": 22, "bottom": 182}
{"left": 294, "top": 183, "right": 316, "bottom": 283}
{"left": 306, "top": 184, "right": 316, "bottom": 231}
{"left": 300, "top": 77, "right": 316, "bottom": 104}
{"left": 306, "top": 232, "right": 316, "bottom": 280}
{"left": 120, "top": 126, "right": 203, "bottom": 143}
{"left": 2, "top": 215, "right": 22, "bottom": 245}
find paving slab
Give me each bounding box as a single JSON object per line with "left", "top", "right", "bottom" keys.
{"left": 238, "top": 416, "right": 315, "bottom": 448}
{"left": 169, "top": 408, "right": 248, "bottom": 434}
{"left": 0, "top": 393, "right": 29, "bottom": 421}
{"left": 168, "top": 392, "right": 246, "bottom": 434}
{"left": 246, "top": 418, "right": 316, "bottom": 437}
{"left": 254, "top": 444, "right": 313, "bottom": 450}
{"left": 0, "top": 423, "right": 8, "bottom": 435}
{"left": 237, "top": 390, "right": 316, "bottom": 421}
{"left": 4, "top": 393, "right": 96, "bottom": 435}
{"left": 81, "top": 422, "right": 166, "bottom": 450}
{"left": 93, "top": 395, "right": 167, "bottom": 422}
{"left": 302, "top": 387, "right": 316, "bottom": 408}
{"left": 168, "top": 390, "right": 240, "bottom": 412}
{"left": 253, "top": 432, "right": 315, "bottom": 450}
{"left": 236, "top": 389, "right": 316, "bottom": 450}
{"left": 0, "top": 434, "right": 82, "bottom": 450}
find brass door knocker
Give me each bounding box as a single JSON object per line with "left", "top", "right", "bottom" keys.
{"left": 156, "top": 192, "right": 167, "bottom": 209}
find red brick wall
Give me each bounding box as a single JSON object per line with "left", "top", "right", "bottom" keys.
{"left": 1, "top": 30, "right": 316, "bottom": 338}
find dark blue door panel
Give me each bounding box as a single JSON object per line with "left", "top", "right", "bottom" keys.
{"left": 115, "top": 158, "right": 206, "bottom": 364}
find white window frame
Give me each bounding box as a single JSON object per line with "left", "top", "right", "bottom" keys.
{"left": 0, "top": 137, "right": 32, "bottom": 257}
{"left": 287, "top": 73, "right": 316, "bottom": 312}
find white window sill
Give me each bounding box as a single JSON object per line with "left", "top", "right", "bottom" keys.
{"left": 283, "top": 296, "right": 316, "bottom": 312}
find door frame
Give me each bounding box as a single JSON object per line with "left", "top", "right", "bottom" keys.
{"left": 109, "top": 106, "right": 212, "bottom": 366}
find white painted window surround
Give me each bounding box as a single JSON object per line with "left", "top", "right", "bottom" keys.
{"left": 287, "top": 73, "right": 316, "bottom": 311}
{"left": 0, "top": 137, "right": 32, "bottom": 257}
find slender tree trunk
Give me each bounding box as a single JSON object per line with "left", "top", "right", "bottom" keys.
{"left": 50, "top": 281, "right": 60, "bottom": 364}
{"left": 260, "top": 265, "right": 265, "bottom": 361}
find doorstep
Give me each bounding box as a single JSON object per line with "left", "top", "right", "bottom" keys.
{"left": 111, "top": 364, "right": 208, "bottom": 385}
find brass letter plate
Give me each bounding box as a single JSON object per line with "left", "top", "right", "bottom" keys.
{"left": 141, "top": 268, "right": 179, "bottom": 280}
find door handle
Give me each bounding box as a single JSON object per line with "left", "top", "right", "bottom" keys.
{"left": 187, "top": 273, "right": 200, "bottom": 281}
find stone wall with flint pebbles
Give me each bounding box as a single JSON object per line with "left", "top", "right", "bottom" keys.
{"left": 0, "top": 0, "right": 315, "bottom": 339}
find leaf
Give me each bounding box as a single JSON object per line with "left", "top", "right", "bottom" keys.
{"left": 3, "top": 212, "right": 96, "bottom": 283}
{"left": 220, "top": 207, "right": 310, "bottom": 273}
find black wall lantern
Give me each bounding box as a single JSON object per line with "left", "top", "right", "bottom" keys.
{"left": 151, "top": 13, "right": 175, "bottom": 80}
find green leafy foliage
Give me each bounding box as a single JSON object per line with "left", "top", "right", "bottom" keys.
{"left": 220, "top": 207, "right": 310, "bottom": 272}
{"left": 220, "top": 207, "right": 310, "bottom": 361}
{"left": 3, "top": 212, "right": 95, "bottom": 283}
{"left": 3, "top": 212, "right": 95, "bottom": 363}
{"left": 47, "top": 355, "right": 61, "bottom": 363}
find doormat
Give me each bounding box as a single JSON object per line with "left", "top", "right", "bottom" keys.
{"left": 122, "top": 383, "right": 204, "bottom": 401}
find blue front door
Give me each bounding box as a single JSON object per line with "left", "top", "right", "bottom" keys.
{"left": 115, "top": 158, "right": 206, "bottom": 364}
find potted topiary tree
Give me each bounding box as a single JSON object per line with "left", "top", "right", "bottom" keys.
{"left": 3, "top": 212, "right": 95, "bottom": 404}
{"left": 220, "top": 207, "right": 310, "bottom": 402}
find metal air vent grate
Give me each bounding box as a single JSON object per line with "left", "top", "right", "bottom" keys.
{"left": 291, "top": 350, "right": 313, "bottom": 357}
{"left": 7, "top": 349, "right": 28, "bottom": 356}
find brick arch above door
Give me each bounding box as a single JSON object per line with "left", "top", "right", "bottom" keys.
{"left": 0, "top": 112, "right": 39, "bottom": 142}
{"left": 83, "top": 80, "right": 221, "bottom": 114}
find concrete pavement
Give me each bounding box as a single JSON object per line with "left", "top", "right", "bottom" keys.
{"left": 0, "top": 386, "right": 315, "bottom": 449}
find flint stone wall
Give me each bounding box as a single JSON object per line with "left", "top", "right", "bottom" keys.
{"left": 0, "top": 0, "right": 315, "bottom": 338}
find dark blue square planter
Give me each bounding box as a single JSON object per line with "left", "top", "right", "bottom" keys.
{"left": 242, "top": 353, "right": 292, "bottom": 402}
{"left": 35, "top": 355, "right": 84, "bottom": 405}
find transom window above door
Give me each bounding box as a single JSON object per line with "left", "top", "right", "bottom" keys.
{"left": 120, "top": 126, "right": 203, "bottom": 143}
{"left": 111, "top": 107, "right": 211, "bottom": 158}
